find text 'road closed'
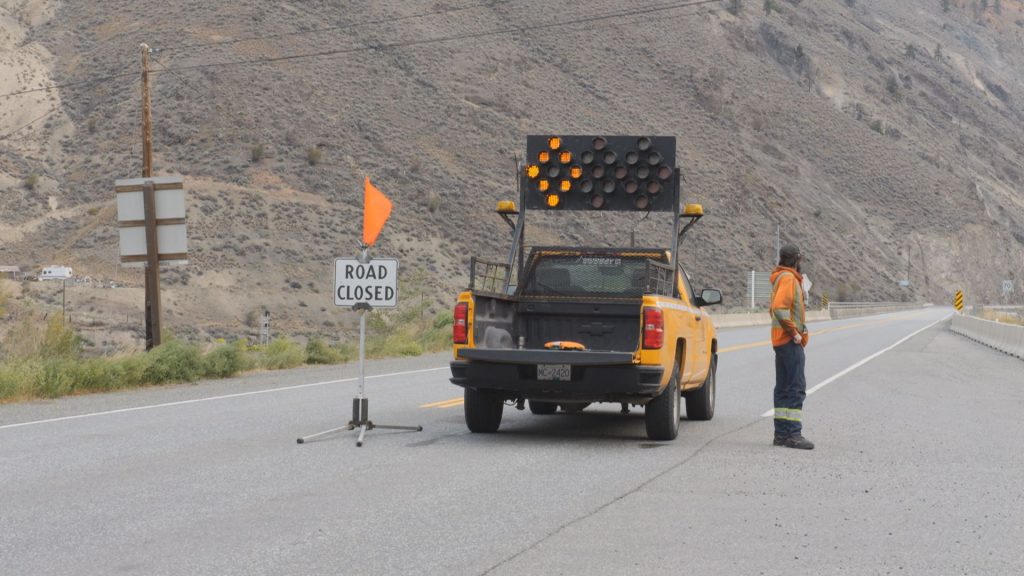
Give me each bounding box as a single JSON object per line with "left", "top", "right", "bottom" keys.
{"left": 334, "top": 258, "right": 398, "bottom": 308}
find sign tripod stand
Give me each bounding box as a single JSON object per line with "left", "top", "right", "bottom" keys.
{"left": 297, "top": 246, "right": 422, "bottom": 447}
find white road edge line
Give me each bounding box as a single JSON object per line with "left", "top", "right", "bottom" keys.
{"left": 760, "top": 312, "right": 953, "bottom": 418}
{"left": 0, "top": 366, "right": 450, "bottom": 431}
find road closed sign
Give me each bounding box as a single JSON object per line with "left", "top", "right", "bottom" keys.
{"left": 335, "top": 258, "right": 398, "bottom": 308}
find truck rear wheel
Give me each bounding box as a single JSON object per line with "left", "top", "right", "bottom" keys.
{"left": 465, "top": 388, "right": 504, "bottom": 433}
{"left": 685, "top": 356, "right": 716, "bottom": 421}
{"left": 529, "top": 400, "right": 558, "bottom": 415}
{"left": 645, "top": 366, "right": 680, "bottom": 441}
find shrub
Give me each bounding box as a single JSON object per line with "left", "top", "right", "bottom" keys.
{"left": 371, "top": 337, "right": 423, "bottom": 358}
{"left": 0, "top": 361, "right": 42, "bottom": 401}
{"left": 203, "top": 340, "right": 251, "bottom": 378}
{"left": 260, "top": 338, "right": 306, "bottom": 369}
{"left": 40, "top": 316, "right": 82, "bottom": 359}
{"left": 727, "top": 0, "right": 742, "bottom": 15}
{"left": 306, "top": 146, "right": 322, "bottom": 166}
{"left": 24, "top": 173, "right": 39, "bottom": 190}
{"left": 886, "top": 75, "right": 901, "bottom": 100}
{"left": 427, "top": 191, "right": 441, "bottom": 213}
{"left": 305, "top": 337, "right": 349, "bottom": 364}
{"left": 251, "top": 144, "right": 265, "bottom": 163}
{"left": 142, "top": 339, "right": 204, "bottom": 384}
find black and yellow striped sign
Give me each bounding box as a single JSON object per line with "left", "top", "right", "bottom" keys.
{"left": 821, "top": 293, "right": 830, "bottom": 309}
{"left": 953, "top": 290, "right": 964, "bottom": 312}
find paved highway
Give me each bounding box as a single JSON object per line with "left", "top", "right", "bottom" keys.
{"left": 3, "top": 307, "right": 1022, "bottom": 575}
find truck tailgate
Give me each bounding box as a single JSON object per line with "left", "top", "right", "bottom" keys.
{"left": 457, "top": 348, "right": 634, "bottom": 365}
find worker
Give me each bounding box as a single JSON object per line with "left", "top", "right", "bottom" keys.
{"left": 769, "top": 244, "right": 813, "bottom": 450}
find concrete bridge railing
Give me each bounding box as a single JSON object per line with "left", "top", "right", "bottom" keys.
{"left": 827, "top": 302, "right": 927, "bottom": 320}
{"left": 709, "top": 302, "right": 927, "bottom": 329}
{"left": 950, "top": 314, "right": 1024, "bottom": 361}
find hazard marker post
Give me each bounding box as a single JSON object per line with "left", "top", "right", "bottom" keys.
{"left": 297, "top": 178, "right": 422, "bottom": 447}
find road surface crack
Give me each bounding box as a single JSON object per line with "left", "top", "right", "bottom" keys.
{"left": 479, "top": 417, "right": 764, "bottom": 575}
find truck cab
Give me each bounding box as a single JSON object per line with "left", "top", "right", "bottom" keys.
{"left": 449, "top": 135, "right": 722, "bottom": 440}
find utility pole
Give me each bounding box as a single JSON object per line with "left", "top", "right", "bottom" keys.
{"left": 774, "top": 224, "right": 780, "bottom": 263}
{"left": 141, "top": 43, "right": 162, "bottom": 349}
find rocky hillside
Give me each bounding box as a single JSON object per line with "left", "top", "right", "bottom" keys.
{"left": 1, "top": 0, "right": 1023, "bottom": 345}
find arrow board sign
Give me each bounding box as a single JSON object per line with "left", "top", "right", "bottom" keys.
{"left": 335, "top": 258, "right": 398, "bottom": 308}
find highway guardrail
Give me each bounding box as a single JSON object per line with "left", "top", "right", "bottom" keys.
{"left": 950, "top": 314, "right": 1024, "bottom": 360}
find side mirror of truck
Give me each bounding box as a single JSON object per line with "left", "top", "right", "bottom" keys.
{"left": 696, "top": 288, "right": 722, "bottom": 307}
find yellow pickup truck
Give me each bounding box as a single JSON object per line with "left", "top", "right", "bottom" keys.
{"left": 449, "top": 135, "right": 722, "bottom": 440}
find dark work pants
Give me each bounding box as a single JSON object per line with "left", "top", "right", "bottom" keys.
{"left": 773, "top": 340, "right": 806, "bottom": 438}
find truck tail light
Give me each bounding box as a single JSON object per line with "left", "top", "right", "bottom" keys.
{"left": 643, "top": 307, "right": 664, "bottom": 349}
{"left": 453, "top": 302, "right": 469, "bottom": 344}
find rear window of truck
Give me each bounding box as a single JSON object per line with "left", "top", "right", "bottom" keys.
{"left": 521, "top": 254, "right": 665, "bottom": 298}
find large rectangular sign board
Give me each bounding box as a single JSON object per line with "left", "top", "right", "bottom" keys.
{"left": 115, "top": 175, "right": 188, "bottom": 267}
{"left": 335, "top": 258, "right": 398, "bottom": 308}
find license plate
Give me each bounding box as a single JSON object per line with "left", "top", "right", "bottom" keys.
{"left": 537, "top": 364, "right": 571, "bottom": 381}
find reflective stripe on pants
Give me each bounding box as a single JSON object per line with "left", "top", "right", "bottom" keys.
{"left": 774, "top": 408, "right": 802, "bottom": 422}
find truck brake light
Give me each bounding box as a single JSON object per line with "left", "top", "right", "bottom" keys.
{"left": 643, "top": 307, "right": 664, "bottom": 349}
{"left": 453, "top": 302, "right": 469, "bottom": 345}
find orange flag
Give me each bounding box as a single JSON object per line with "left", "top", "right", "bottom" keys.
{"left": 363, "top": 177, "right": 393, "bottom": 246}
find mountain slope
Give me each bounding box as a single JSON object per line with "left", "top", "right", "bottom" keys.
{"left": 1, "top": 0, "right": 1022, "bottom": 342}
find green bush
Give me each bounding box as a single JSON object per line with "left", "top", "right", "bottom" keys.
{"left": 41, "top": 316, "right": 82, "bottom": 359}
{"left": 261, "top": 338, "right": 306, "bottom": 370}
{"left": 0, "top": 361, "right": 42, "bottom": 401}
{"left": 203, "top": 340, "right": 251, "bottom": 378}
{"left": 305, "top": 337, "right": 350, "bottom": 364}
{"left": 142, "top": 340, "right": 204, "bottom": 384}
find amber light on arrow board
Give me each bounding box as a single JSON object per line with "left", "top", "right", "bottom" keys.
{"left": 523, "top": 135, "right": 677, "bottom": 212}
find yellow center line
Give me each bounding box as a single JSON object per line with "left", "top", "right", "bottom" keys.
{"left": 420, "top": 397, "right": 464, "bottom": 408}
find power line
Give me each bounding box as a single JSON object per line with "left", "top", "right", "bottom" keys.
{"left": 0, "top": 0, "right": 722, "bottom": 100}
{"left": 153, "top": 0, "right": 724, "bottom": 75}
{"left": 169, "top": 0, "right": 511, "bottom": 51}
{"left": 0, "top": 107, "right": 61, "bottom": 142}
{"left": 0, "top": 62, "right": 138, "bottom": 100}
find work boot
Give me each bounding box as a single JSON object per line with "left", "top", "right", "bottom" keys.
{"left": 773, "top": 435, "right": 814, "bottom": 450}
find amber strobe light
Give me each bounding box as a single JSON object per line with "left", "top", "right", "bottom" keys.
{"left": 524, "top": 135, "right": 677, "bottom": 211}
